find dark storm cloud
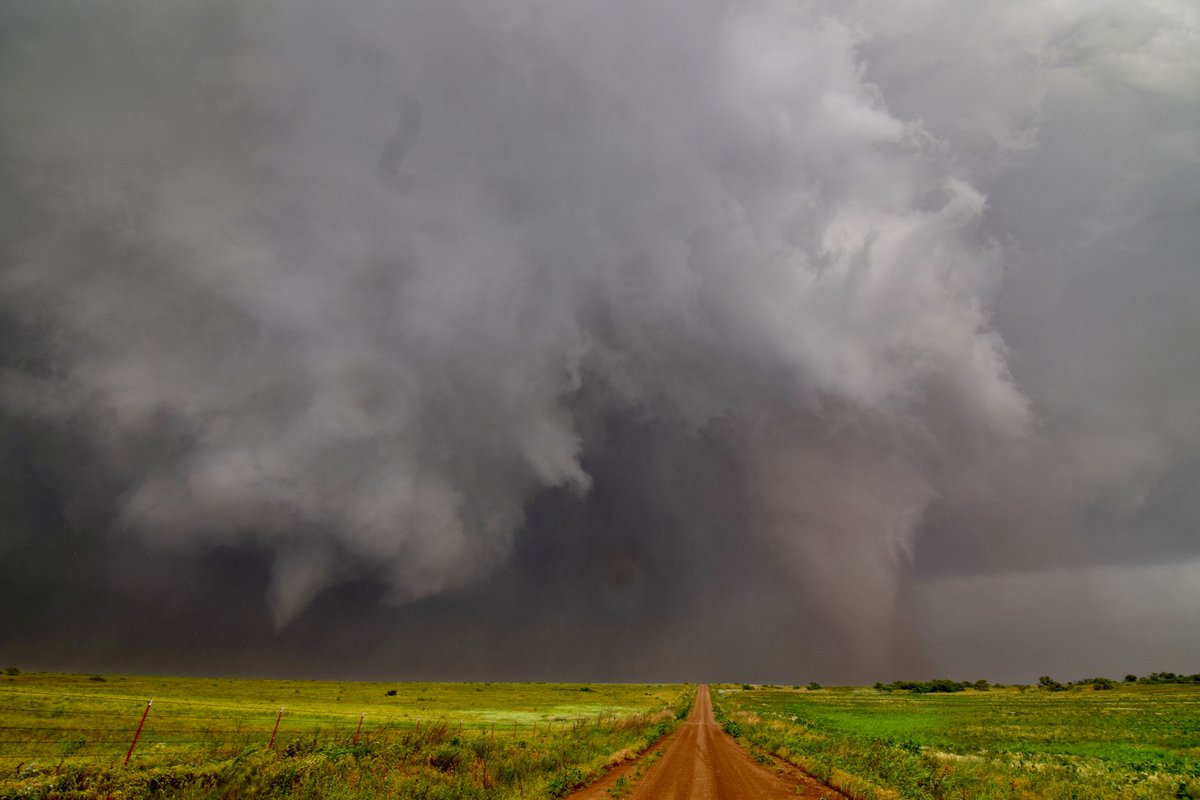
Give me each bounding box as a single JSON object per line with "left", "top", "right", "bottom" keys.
{"left": 1, "top": 0, "right": 1197, "bottom": 683}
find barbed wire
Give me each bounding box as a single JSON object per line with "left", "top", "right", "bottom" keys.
{"left": 0, "top": 684, "right": 672, "bottom": 772}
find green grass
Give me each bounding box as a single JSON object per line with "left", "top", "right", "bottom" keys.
{"left": 712, "top": 684, "right": 1200, "bottom": 800}
{"left": 0, "top": 672, "right": 693, "bottom": 799}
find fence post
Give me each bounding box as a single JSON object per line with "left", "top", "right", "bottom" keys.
{"left": 268, "top": 707, "right": 283, "bottom": 749}
{"left": 354, "top": 712, "right": 364, "bottom": 744}
{"left": 123, "top": 700, "right": 153, "bottom": 767}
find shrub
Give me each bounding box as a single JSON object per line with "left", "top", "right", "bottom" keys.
{"left": 875, "top": 679, "right": 974, "bottom": 694}
{"left": 545, "top": 767, "right": 585, "bottom": 797}
{"left": 1136, "top": 672, "right": 1200, "bottom": 684}
{"left": 428, "top": 743, "right": 464, "bottom": 772}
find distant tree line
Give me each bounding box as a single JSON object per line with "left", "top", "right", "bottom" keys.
{"left": 873, "top": 679, "right": 990, "bottom": 693}
{"left": 1041, "top": 672, "right": 1200, "bottom": 691}
{"left": 869, "top": 671, "right": 1199, "bottom": 694}
{"left": 1124, "top": 671, "right": 1200, "bottom": 684}
{"left": 1036, "top": 675, "right": 1116, "bottom": 691}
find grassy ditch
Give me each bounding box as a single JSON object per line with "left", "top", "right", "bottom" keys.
{"left": 0, "top": 673, "right": 693, "bottom": 799}
{"left": 712, "top": 683, "right": 1200, "bottom": 800}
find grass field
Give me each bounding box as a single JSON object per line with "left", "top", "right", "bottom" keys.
{"left": 0, "top": 672, "right": 693, "bottom": 799}
{"left": 712, "top": 683, "right": 1200, "bottom": 800}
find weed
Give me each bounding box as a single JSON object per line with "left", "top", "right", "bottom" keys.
{"left": 608, "top": 774, "right": 630, "bottom": 798}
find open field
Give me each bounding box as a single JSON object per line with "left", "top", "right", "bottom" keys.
{"left": 713, "top": 683, "right": 1200, "bottom": 799}
{"left": 0, "top": 672, "right": 693, "bottom": 799}
{"left": 8, "top": 674, "right": 1199, "bottom": 799}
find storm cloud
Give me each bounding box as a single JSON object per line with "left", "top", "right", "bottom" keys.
{"left": 1, "top": 0, "right": 1197, "bottom": 683}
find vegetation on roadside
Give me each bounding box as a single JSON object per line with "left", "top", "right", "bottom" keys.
{"left": 712, "top": 681, "right": 1200, "bottom": 799}
{"left": 0, "top": 673, "right": 693, "bottom": 799}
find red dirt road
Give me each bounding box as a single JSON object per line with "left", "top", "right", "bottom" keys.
{"left": 569, "top": 685, "right": 845, "bottom": 800}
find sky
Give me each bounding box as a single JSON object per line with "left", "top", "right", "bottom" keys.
{"left": 1, "top": 0, "right": 1198, "bottom": 685}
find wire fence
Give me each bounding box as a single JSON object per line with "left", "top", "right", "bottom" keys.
{"left": 0, "top": 688, "right": 633, "bottom": 769}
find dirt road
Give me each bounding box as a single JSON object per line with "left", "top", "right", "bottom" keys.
{"left": 569, "top": 684, "right": 845, "bottom": 799}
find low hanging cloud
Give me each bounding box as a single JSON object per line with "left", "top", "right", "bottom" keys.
{"left": 1, "top": 0, "right": 1197, "bottom": 680}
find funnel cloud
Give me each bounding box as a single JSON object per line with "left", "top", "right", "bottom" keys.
{"left": 2, "top": 0, "right": 1198, "bottom": 683}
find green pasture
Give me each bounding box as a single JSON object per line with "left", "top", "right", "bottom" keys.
{"left": 0, "top": 672, "right": 693, "bottom": 798}
{"left": 713, "top": 683, "right": 1200, "bottom": 799}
